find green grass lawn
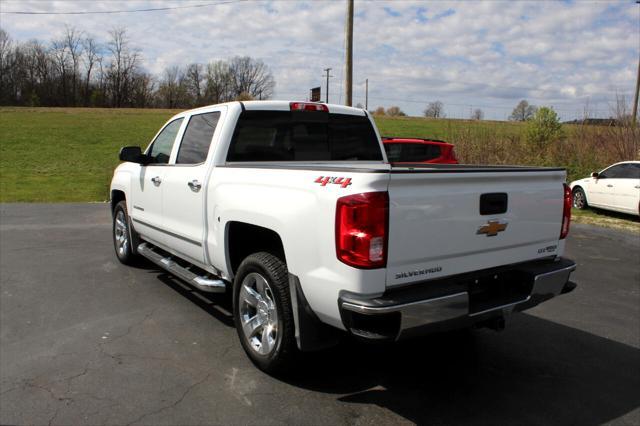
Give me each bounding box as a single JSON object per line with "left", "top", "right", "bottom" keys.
{"left": 571, "top": 207, "right": 640, "bottom": 232}
{"left": 1, "top": 107, "right": 177, "bottom": 202}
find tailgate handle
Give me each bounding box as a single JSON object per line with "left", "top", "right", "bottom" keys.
{"left": 480, "top": 193, "right": 508, "bottom": 215}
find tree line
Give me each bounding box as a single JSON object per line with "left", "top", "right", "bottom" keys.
{"left": 0, "top": 27, "right": 275, "bottom": 108}
{"left": 369, "top": 100, "right": 541, "bottom": 122}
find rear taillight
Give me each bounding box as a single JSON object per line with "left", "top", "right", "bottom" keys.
{"left": 560, "top": 183, "right": 571, "bottom": 239}
{"left": 449, "top": 147, "right": 458, "bottom": 163}
{"left": 336, "top": 192, "right": 389, "bottom": 269}
{"left": 290, "top": 102, "right": 328, "bottom": 112}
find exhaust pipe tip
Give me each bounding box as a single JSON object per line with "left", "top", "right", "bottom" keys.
{"left": 477, "top": 316, "right": 506, "bottom": 332}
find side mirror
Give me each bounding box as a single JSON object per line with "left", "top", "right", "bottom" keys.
{"left": 590, "top": 172, "right": 599, "bottom": 179}
{"left": 119, "top": 146, "right": 151, "bottom": 164}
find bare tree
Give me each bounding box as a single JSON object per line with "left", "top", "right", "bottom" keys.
{"left": 63, "top": 26, "right": 83, "bottom": 104}
{"left": 82, "top": 36, "right": 100, "bottom": 106}
{"left": 235, "top": 92, "right": 254, "bottom": 101}
{"left": 106, "top": 28, "right": 139, "bottom": 107}
{"left": 131, "top": 72, "right": 154, "bottom": 108}
{"left": 509, "top": 100, "right": 537, "bottom": 121}
{"left": 0, "top": 29, "right": 12, "bottom": 102}
{"left": 373, "top": 106, "right": 386, "bottom": 116}
{"left": 424, "top": 101, "right": 444, "bottom": 118}
{"left": 204, "top": 60, "right": 232, "bottom": 104}
{"left": 185, "top": 63, "right": 204, "bottom": 106}
{"left": 157, "top": 65, "right": 188, "bottom": 108}
{"left": 386, "top": 106, "right": 406, "bottom": 117}
{"left": 51, "top": 38, "right": 71, "bottom": 105}
{"left": 228, "top": 56, "right": 275, "bottom": 100}
{"left": 471, "top": 108, "right": 484, "bottom": 120}
{"left": 22, "top": 40, "right": 45, "bottom": 105}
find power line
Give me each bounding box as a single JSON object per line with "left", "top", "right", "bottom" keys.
{"left": 0, "top": 1, "right": 243, "bottom": 15}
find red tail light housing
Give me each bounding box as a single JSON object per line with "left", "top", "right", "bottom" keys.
{"left": 290, "top": 102, "right": 329, "bottom": 112}
{"left": 336, "top": 192, "right": 389, "bottom": 269}
{"left": 449, "top": 147, "right": 458, "bottom": 163}
{"left": 560, "top": 183, "right": 571, "bottom": 239}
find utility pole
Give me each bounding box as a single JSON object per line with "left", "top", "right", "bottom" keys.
{"left": 633, "top": 53, "right": 639, "bottom": 126}
{"left": 365, "top": 78, "right": 368, "bottom": 110}
{"left": 634, "top": 0, "right": 640, "bottom": 126}
{"left": 345, "top": 0, "right": 354, "bottom": 106}
{"left": 323, "top": 68, "right": 332, "bottom": 103}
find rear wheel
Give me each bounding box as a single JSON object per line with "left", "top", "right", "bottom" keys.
{"left": 233, "top": 252, "right": 296, "bottom": 373}
{"left": 572, "top": 187, "right": 588, "bottom": 210}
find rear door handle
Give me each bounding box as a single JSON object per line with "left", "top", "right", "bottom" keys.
{"left": 606, "top": 184, "right": 613, "bottom": 188}
{"left": 188, "top": 180, "right": 202, "bottom": 192}
{"left": 635, "top": 185, "right": 640, "bottom": 189}
{"left": 151, "top": 176, "right": 162, "bottom": 186}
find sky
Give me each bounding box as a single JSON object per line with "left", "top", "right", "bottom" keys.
{"left": 0, "top": 0, "right": 638, "bottom": 120}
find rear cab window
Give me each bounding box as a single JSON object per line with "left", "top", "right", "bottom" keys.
{"left": 226, "top": 111, "right": 383, "bottom": 162}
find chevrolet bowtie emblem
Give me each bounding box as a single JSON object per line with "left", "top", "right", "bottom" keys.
{"left": 477, "top": 220, "right": 508, "bottom": 237}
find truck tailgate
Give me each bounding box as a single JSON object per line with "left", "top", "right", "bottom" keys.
{"left": 386, "top": 166, "right": 567, "bottom": 287}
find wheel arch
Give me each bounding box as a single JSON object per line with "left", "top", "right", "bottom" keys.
{"left": 110, "top": 189, "right": 126, "bottom": 216}
{"left": 226, "top": 221, "right": 287, "bottom": 278}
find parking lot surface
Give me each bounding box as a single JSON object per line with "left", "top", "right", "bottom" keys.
{"left": 1, "top": 203, "right": 639, "bottom": 425}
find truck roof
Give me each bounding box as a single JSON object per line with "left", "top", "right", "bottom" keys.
{"left": 176, "top": 100, "right": 367, "bottom": 117}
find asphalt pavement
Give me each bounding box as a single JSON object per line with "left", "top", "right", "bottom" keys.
{"left": 1, "top": 203, "right": 639, "bottom": 425}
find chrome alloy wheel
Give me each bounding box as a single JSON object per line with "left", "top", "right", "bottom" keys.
{"left": 573, "top": 190, "right": 585, "bottom": 209}
{"left": 239, "top": 272, "right": 279, "bottom": 356}
{"left": 114, "top": 210, "right": 129, "bottom": 257}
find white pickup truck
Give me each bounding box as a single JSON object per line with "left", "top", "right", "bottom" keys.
{"left": 111, "top": 101, "right": 576, "bottom": 372}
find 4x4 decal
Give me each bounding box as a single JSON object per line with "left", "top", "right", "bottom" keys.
{"left": 314, "top": 176, "right": 352, "bottom": 188}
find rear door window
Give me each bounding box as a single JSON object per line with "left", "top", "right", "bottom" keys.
{"left": 226, "top": 111, "right": 382, "bottom": 162}
{"left": 176, "top": 112, "right": 221, "bottom": 164}
{"left": 618, "top": 163, "right": 640, "bottom": 179}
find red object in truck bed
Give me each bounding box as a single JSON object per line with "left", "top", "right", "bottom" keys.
{"left": 382, "top": 137, "right": 458, "bottom": 164}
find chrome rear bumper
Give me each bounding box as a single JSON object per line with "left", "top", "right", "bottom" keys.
{"left": 339, "top": 258, "right": 576, "bottom": 341}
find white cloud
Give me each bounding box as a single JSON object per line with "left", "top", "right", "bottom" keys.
{"left": 0, "top": 0, "right": 636, "bottom": 120}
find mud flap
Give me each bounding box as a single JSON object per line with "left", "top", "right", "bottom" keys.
{"left": 289, "top": 274, "right": 341, "bottom": 352}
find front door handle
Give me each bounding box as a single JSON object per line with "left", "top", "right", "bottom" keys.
{"left": 188, "top": 180, "right": 202, "bottom": 192}
{"left": 635, "top": 185, "right": 640, "bottom": 189}
{"left": 606, "top": 184, "right": 613, "bottom": 188}
{"left": 151, "top": 176, "right": 162, "bottom": 186}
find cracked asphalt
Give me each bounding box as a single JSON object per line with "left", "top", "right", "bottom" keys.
{"left": 1, "top": 203, "right": 639, "bottom": 425}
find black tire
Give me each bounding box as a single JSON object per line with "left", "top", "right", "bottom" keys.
{"left": 112, "top": 200, "right": 139, "bottom": 265}
{"left": 233, "top": 252, "right": 296, "bottom": 374}
{"left": 572, "top": 187, "right": 588, "bottom": 210}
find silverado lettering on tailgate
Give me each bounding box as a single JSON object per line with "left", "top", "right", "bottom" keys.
{"left": 395, "top": 266, "right": 443, "bottom": 280}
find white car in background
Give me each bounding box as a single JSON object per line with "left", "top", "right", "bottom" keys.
{"left": 570, "top": 161, "right": 640, "bottom": 216}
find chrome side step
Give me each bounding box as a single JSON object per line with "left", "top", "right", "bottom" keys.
{"left": 137, "top": 242, "right": 226, "bottom": 293}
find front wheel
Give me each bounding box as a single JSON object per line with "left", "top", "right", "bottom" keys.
{"left": 112, "top": 201, "right": 139, "bottom": 265}
{"left": 233, "top": 252, "right": 296, "bottom": 373}
{"left": 572, "top": 187, "right": 588, "bottom": 210}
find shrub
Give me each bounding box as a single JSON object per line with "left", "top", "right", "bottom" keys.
{"left": 386, "top": 106, "right": 406, "bottom": 117}
{"left": 526, "top": 107, "right": 565, "bottom": 151}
